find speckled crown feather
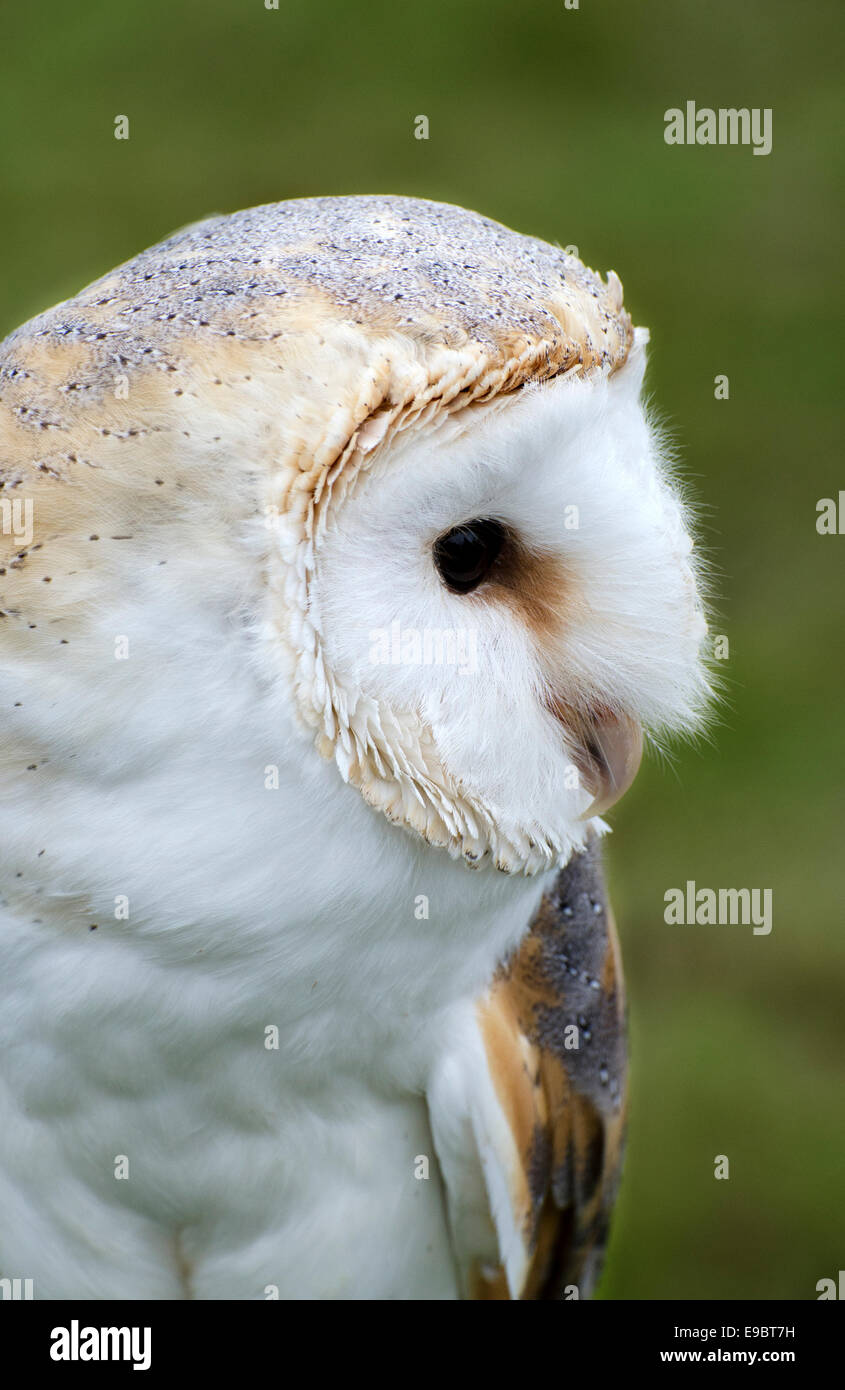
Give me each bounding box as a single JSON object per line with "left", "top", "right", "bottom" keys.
{"left": 0, "top": 195, "right": 634, "bottom": 872}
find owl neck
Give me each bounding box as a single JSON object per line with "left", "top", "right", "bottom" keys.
{"left": 2, "top": 584, "right": 551, "bottom": 1085}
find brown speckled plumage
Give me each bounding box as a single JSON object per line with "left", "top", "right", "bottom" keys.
{"left": 475, "top": 833, "right": 628, "bottom": 1299}
{"left": 1, "top": 194, "right": 631, "bottom": 389}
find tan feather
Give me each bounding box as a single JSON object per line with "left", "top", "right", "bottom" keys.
{"left": 474, "top": 832, "right": 628, "bottom": 1299}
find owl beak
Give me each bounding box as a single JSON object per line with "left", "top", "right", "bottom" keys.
{"left": 574, "top": 711, "right": 643, "bottom": 820}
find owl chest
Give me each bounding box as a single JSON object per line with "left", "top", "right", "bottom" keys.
{"left": 1, "top": 926, "right": 462, "bottom": 1295}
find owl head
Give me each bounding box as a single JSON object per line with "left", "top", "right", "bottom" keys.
{"left": 0, "top": 195, "right": 710, "bottom": 880}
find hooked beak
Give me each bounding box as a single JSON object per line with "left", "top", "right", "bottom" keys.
{"left": 575, "top": 710, "right": 643, "bottom": 819}
{"left": 546, "top": 695, "right": 643, "bottom": 819}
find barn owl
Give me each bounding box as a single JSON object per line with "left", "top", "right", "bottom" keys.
{"left": 0, "top": 196, "right": 709, "bottom": 1300}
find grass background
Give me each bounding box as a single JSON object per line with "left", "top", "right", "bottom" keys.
{"left": 1, "top": 0, "right": 842, "bottom": 1298}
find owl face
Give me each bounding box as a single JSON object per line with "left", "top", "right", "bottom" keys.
{"left": 309, "top": 331, "right": 709, "bottom": 875}
{"left": 0, "top": 195, "right": 711, "bottom": 881}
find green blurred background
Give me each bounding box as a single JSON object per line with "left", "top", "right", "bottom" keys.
{"left": 1, "top": 0, "right": 842, "bottom": 1299}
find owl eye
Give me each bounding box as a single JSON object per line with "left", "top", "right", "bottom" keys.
{"left": 433, "top": 519, "right": 506, "bottom": 594}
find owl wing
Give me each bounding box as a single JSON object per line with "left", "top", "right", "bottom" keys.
{"left": 427, "top": 833, "right": 628, "bottom": 1300}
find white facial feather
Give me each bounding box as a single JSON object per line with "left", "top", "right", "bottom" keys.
{"left": 316, "top": 330, "right": 709, "bottom": 874}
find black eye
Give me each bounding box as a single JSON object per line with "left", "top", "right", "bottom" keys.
{"left": 433, "top": 519, "right": 506, "bottom": 594}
